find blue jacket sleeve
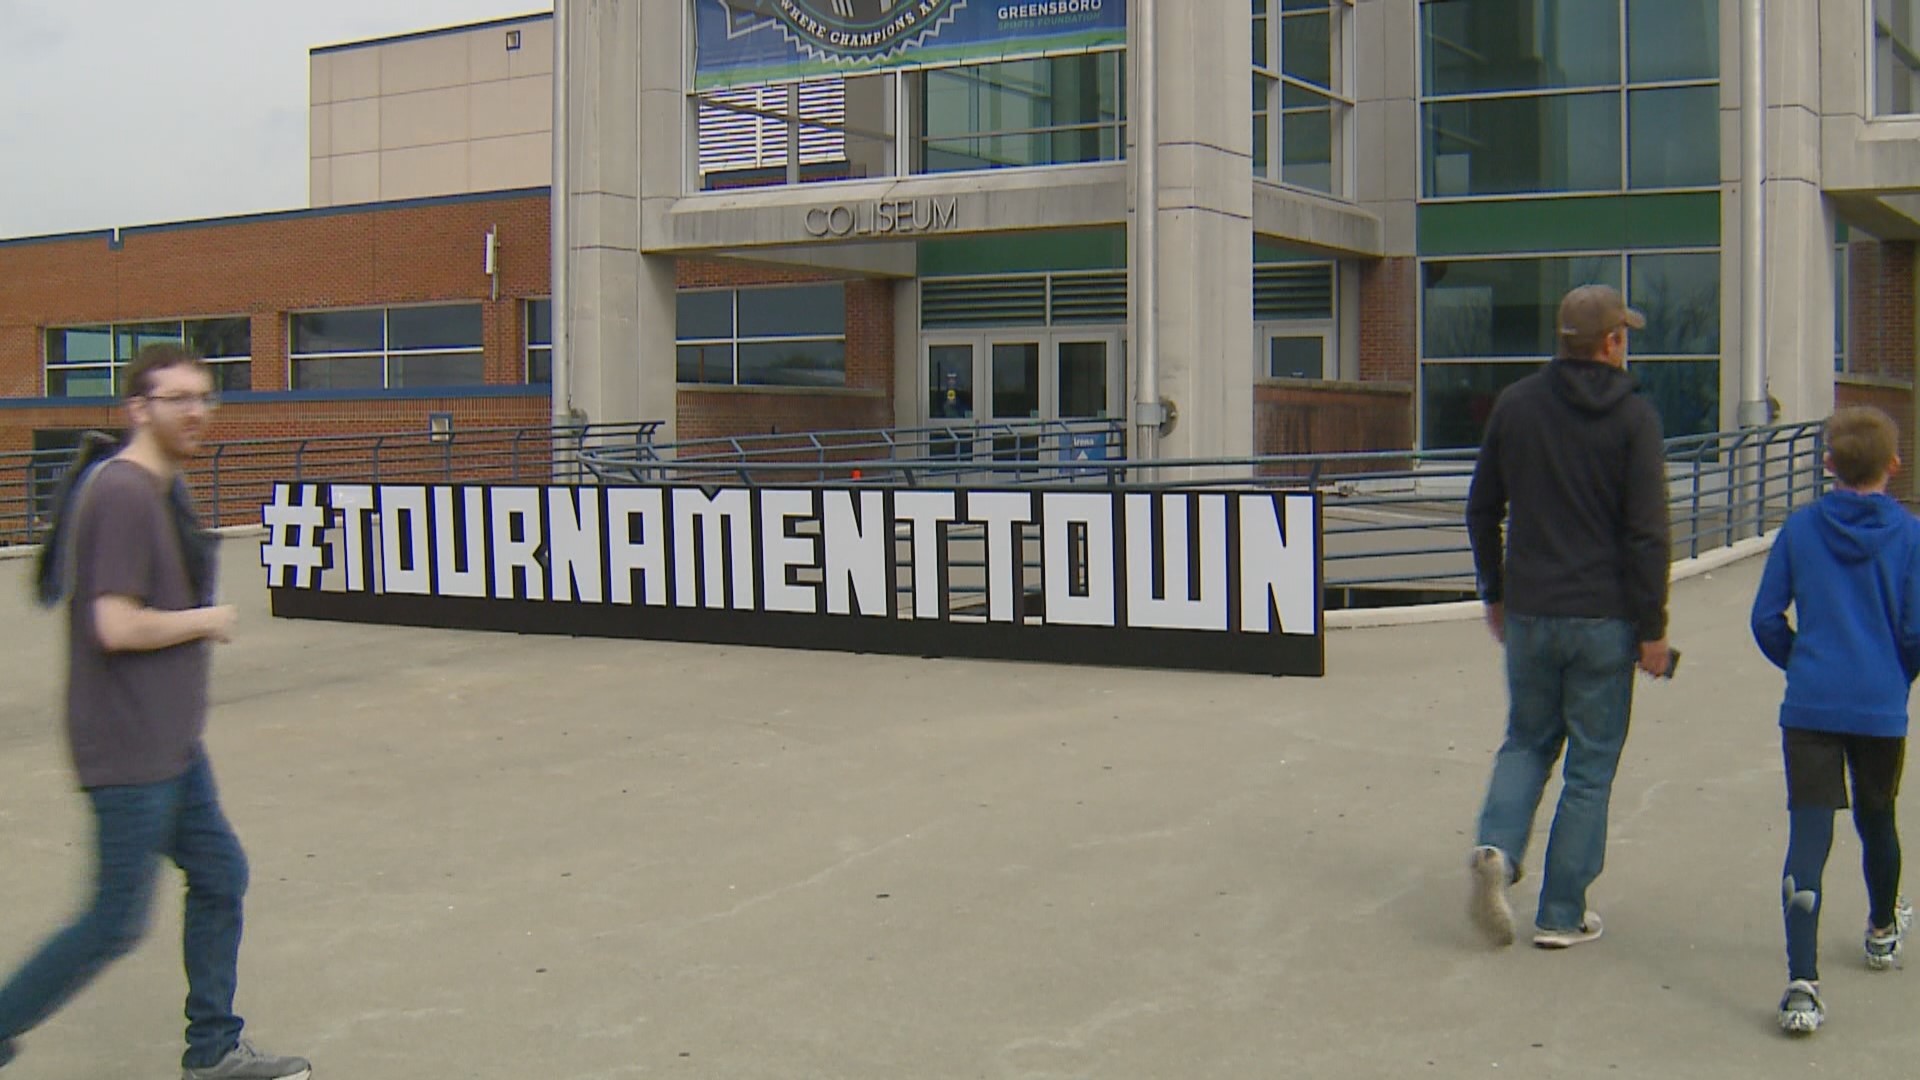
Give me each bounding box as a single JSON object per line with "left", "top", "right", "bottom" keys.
{"left": 1900, "top": 536, "right": 1920, "bottom": 683}
{"left": 1750, "top": 531, "right": 1795, "bottom": 671}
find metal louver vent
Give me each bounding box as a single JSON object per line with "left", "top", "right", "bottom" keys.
{"left": 699, "top": 80, "right": 847, "bottom": 173}
{"left": 1254, "top": 264, "right": 1334, "bottom": 320}
{"left": 922, "top": 277, "right": 1049, "bottom": 328}
{"left": 1048, "top": 272, "right": 1128, "bottom": 324}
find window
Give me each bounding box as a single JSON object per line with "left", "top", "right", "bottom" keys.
{"left": 526, "top": 299, "right": 553, "bottom": 384}
{"left": 44, "top": 317, "right": 251, "bottom": 398}
{"left": 676, "top": 284, "right": 847, "bottom": 388}
{"left": 1876, "top": 0, "right": 1920, "bottom": 115}
{"left": 697, "top": 78, "right": 859, "bottom": 189}
{"left": 915, "top": 52, "right": 1125, "bottom": 174}
{"left": 289, "top": 304, "right": 485, "bottom": 391}
{"left": 1419, "top": 0, "right": 1719, "bottom": 198}
{"left": 1255, "top": 261, "right": 1337, "bottom": 379}
{"left": 1836, "top": 242, "right": 1851, "bottom": 373}
{"left": 1253, "top": 0, "right": 1355, "bottom": 196}
{"left": 1420, "top": 250, "right": 1720, "bottom": 447}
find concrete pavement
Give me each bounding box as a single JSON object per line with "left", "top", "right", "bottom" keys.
{"left": 0, "top": 539, "right": 1914, "bottom": 1079}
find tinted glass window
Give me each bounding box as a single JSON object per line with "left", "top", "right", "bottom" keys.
{"left": 387, "top": 304, "right": 482, "bottom": 351}
{"left": 1423, "top": 0, "right": 1620, "bottom": 95}
{"left": 390, "top": 352, "right": 486, "bottom": 388}
{"left": 1628, "top": 252, "right": 1720, "bottom": 356}
{"left": 677, "top": 291, "right": 735, "bottom": 340}
{"left": 1423, "top": 255, "right": 1624, "bottom": 358}
{"left": 292, "top": 310, "right": 384, "bottom": 354}
{"left": 1627, "top": 0, "right": 1718, "bottom": 82}
{"left": 46, "top": 326, "right": 112, "bottom": 365}
{"left": 1628, "top": 87, "right": 1718, "bottom": 189}
{"left": 187, "top": 317, "right": 252, "bottom": 360}
{"left": 291, "top": 356, "right": 384, "bottom": 390}
{"left": 1425, "top": 93, "right": 1621, "bottom": 197}
{"left": 738, "top": 341, "right": 846, "bottom": 387}
{"left": 737, "top": 284, "right": 846, "bottom": 339}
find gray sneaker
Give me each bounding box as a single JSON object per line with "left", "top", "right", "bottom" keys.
{"left": 1469, "top": 845, "right": 1516, "bottom": 947}
{"left": 182, "top": 1040, "right": 311, "bottom": 1080}
{"left": 1778, "top": 979, "right": 1824, "bottom": 1035}
{"left": 1865, "top": 894, "right": 1913, "bottom": 971}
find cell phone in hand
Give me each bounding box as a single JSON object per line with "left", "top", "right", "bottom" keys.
{"left": 1659, "top": 648, "right": 1682, "bottom": 679}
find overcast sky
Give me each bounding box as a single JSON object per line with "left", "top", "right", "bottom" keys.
{"left": 0, "top": 0, "right": 541, "bottom": 239}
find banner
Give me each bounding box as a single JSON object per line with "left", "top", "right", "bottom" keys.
{"left": 694, "top": 0, "right": 1128, "bottom": 90}
{"left": 261, "top": 482, "right": 1323, "bottom": 676}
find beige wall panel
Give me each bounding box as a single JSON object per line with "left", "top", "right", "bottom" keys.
{"left": 380, "top": 33, "right": 471, "bottom": 97}
{"left": 470, "top": 75, "right": 553, "bottom": 140}
{"left": 331, "top": 99, "right": 380, "bottom": 157}
{"left": 469, "top": 24, "right": 514, "bottom": 84}
{"left": 380, "top": 86, "right": 471, "bottom": 150}
{"left": 309, "top": 158, "right": 332, "bottom": 207}
{"left": 330, "top": 153, "right": 381, "bottom": 206}
{"left": 330, "top": 47, "right": 380, "bottom": 102}
{"left": 508, "top": 19, "right": 555, "bottom": 79}
{"left": 471, "top": 133, "right": 553, "bottom": 191}
{"left": 310, "top": 54, "right": 333, "bottom": 106}
{"left": 380, "top": 143, "right": 469, "bottom": 201}
{"left": 309, "top": 104, "right": 331, "bottom": 159}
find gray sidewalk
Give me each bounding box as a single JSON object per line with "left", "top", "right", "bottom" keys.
{"left": 0, "top": 540, "right": 1914, "bottom": 1079}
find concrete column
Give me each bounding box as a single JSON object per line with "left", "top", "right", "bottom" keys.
{"left": 563, "top": 0, "right": 679, "bottom": 438}
{"left": 1720, "top": 0, "right": 1835, "bottom": 426}
{"left": 1138, "top": 0, "right": 1255, "bottom": 458}
{"left": 1354, "top": 0, "right": 1420, "bottom": 257}
{"left": 893, "top": 279, "right": 922, "bottom": 429}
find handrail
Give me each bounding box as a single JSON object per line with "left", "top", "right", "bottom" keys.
{"left": 0, "top": 419, "right": 1829, "bottom": 601}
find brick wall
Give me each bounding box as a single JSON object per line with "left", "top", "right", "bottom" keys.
{"left": 1836, "top": 377, "right": 1916, "bottom": 502}
{"left": 674, "top": 259, "right": 897, "bottom": 442}
{"left": 1254, "top": 380, "right": 1414, "bottom": 463}
{"left": 0, "top": 395, "right": 552, "bottom": 455}
{"left": 1358, "top": 257, "right": 1418, "bottom": 384}
{"left": 0, "top": 197, "right": 901, "bottom": 452}
{"left": 1848, "top": 240, "right": 1916, "bottom": 382}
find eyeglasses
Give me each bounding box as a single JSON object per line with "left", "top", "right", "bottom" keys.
{"left": 143, "top": 392, "right": 221, "bottom": 412}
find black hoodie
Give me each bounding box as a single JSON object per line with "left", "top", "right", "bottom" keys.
{"left": 1465, "top": 358, "right": 1671, "bottom": 642}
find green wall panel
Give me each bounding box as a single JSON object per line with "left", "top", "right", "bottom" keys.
{"left": 1418, "top": 193, "right": 1720, "bottom": 256}
{"left": 919, "top": 228, "right": 1127, "bottom": 277}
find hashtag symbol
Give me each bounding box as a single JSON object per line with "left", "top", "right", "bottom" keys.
{"left": 260, "top": 483, "right": 331, "bottom": 589}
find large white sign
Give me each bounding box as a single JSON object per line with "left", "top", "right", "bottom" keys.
{"left": 263, "top": 483, "right": 1323, "bottom": 675}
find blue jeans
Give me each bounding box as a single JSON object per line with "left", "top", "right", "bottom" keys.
{"left": 0, "top": 753, "right": 249, "bottom": 1068}
{"left": 1476, "top": 614, "right": 1637, "bottom": 932}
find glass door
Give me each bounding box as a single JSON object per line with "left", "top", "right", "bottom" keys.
{"left": 926, "top": 339, "right": 977, "bottom": 458}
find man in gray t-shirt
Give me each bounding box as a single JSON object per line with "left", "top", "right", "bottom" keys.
{"left": 0, "top": 346, "right": 309, "bottom": 1080}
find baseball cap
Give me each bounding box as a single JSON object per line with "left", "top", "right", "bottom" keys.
{"left": 1557, "top": 284, "right": 1646, "bottom": 345}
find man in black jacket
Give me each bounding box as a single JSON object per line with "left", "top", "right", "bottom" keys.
{"left": 1464, "top": 283, "right": 1672, "bottom": 950}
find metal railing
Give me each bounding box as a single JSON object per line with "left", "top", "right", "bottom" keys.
{"left": 582, "top": 419, "right": 1829, "bottom": 603}
{"left": 581, "top": 417, "right": 1128, "bottom": 487}
{"left": 0, "top": 417, "right": 1827, "bottom": 603}
{"left": 0, "top": 422, "right": 661, "bottom": 545}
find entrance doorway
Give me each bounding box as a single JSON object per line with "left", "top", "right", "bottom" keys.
{"left": 923, "top": 330, "right": 1123, "bottom": 460}
{"left": 923, "top": 330, "right": 1124, "bottom": 424}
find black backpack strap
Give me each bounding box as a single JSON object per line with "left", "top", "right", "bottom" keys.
{"left": 33, "top": 431, "right": 122, "bottom": 608}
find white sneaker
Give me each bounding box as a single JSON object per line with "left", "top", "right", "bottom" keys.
{"left": 1469, "top": 845, "right": 1515, "bottom": 947}
{"left": 1778, "top": 979, "right": 1824, "bottom": 1035}
{"left": 1532, "top": 911, "right": 1604, "bottom": 949}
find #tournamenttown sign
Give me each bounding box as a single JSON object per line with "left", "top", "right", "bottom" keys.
{"left": 261, "top": 482, "right": 1324, "bottom": 676}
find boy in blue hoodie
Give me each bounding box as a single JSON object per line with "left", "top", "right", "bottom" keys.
{"left": 1751, "top": 405, "right": 1920, "bottom": 1035}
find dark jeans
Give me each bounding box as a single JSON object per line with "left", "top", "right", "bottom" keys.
{"left": 1476, "top": 614, "right": 1637, "bottom": 931}
{"left": 0, "top": 754, "right": 249, "bottom": 1068}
